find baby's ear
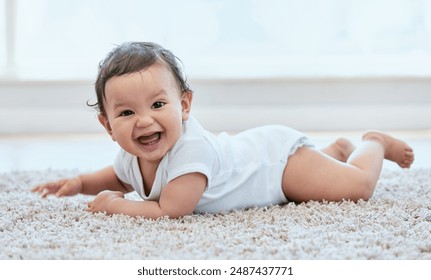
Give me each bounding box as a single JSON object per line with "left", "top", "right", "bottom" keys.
{"left": 181, "top": 91, "right": 193, "bottom": 121}
{"left": 98, "top": 114, "right": 116, "bottom": 141}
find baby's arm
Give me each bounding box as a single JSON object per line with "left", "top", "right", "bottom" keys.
{"left": 32, "top": 166, "right": 131, "bottom": 198}
{"left": 87, "top": 172, "right": 207, "bottom": 219}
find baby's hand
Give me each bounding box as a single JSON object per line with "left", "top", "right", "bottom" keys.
{"left": 86, "top": 190, "right": 125, "bottom": 215}
{"left": 31, "top": 177, "right": 83, "bottom": 198}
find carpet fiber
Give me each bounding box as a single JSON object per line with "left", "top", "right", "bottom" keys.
{"left": 1, "top": 168, "right": 430, "bottom": 260}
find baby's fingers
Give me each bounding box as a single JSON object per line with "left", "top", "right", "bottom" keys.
{"left": 86, "top": 201, "right": 94, "bottom": 212}
{"left": 31, "top": 182, "right": 61, "bottom": 198}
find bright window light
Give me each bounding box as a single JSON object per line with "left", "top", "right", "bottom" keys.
{"left": 0, "top": 0, "right": 6, "bottom": 71}
{"left": 3, "top": 0, "right": 431, "bottom": 80}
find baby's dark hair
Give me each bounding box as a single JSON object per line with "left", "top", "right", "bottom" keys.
{"left": 91, "top": 42, "right": 192, "bottom": 115}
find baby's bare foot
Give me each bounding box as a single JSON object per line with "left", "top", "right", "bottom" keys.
{"left": 321, "top": 137, "right": 355, "bottom": 162}
{"left": 362, "top": 130, "right": 414, "bottom": 168}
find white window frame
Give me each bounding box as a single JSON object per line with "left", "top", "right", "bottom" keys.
{"left": 1, "top": 0, "right": 16, "bottom": 78}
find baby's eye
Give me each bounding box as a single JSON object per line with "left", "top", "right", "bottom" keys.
{"left": 119, "top": 110, "right": 134, "bottom": 117}
{"left": 152, "top": 101, "right": 165, "bottom": 109}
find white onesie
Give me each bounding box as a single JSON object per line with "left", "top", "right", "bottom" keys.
{"left": 114, "top": 115, "right": 314, "bottom": 214}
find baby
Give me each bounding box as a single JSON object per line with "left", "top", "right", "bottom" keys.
{"left": 32, "top": 42, "right": 414, "bottom": 219}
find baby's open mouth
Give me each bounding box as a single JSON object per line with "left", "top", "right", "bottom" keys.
{"left": 138, "top": 132, "right": 161, "bottom": 146}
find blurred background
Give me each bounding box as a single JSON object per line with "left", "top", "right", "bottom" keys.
{"left": 1, "top": 0, "right": 430, "bottom": 171}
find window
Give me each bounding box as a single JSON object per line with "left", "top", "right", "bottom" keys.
{"left": 0, "top": 0, "right": 6, "bottom": 72}
{"left": 2, "top": 0, "right": 431, "bottom": 80}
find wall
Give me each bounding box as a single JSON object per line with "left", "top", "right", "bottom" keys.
{"left": 1, "top": 77, "right": 430, "bottom": 134}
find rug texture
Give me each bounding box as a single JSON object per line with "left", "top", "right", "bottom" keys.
{"left": 1, "top": 168, "right": 430, "bottom": 260}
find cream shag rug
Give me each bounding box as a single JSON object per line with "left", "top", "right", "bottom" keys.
{"left": 1, "top": 168, "right": 430, "bottom": 260}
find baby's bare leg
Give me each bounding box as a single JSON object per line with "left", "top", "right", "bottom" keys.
{"left": 282, "top": 131, "right": 414, "bottom": 203}
{"left": 321, "top": 138, "right": 355, "bottom": 162}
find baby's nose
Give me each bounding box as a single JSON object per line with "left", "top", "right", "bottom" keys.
{"left": 136, "top": 114, "right": 154, "bottom": 128}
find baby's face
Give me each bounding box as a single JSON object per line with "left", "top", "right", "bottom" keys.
{"left": 100, "top": 63, "right": 191, "bottom": 165}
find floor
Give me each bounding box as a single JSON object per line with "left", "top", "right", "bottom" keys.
{"left": 0, "top": 130, "right": 430, "bottom": 173}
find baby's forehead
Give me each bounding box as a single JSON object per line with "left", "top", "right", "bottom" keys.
{"left": 121, "top": 63, "right": 179, "bottom": 88}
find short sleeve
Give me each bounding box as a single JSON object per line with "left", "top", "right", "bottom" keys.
{"left": 165, "top": 135, "right": 219, "bottom": 187}
{"left": 113, "top": 149, "right": 133, "bottom": 185}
